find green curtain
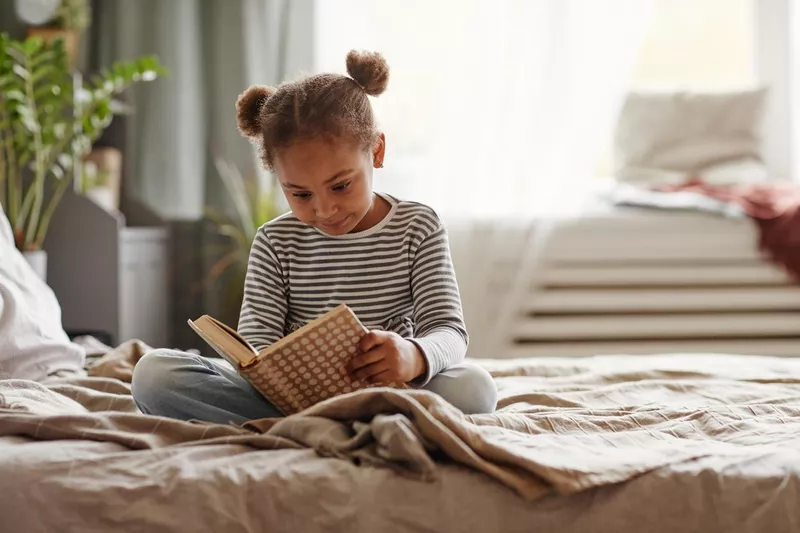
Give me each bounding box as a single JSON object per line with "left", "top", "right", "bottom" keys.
{"left": 86, "top": 0, "right": 313, "bottom": 220}
{"left": 83, "top": 0, "right": 313, "bottom": 345}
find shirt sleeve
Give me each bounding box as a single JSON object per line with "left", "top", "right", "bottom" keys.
{"left": 407, "top": 219, "right": 469, "bottom": 385}
{"left": 237, "top": 229, "right": 288, "bottom": 352}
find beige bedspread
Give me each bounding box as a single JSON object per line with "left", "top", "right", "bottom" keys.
{"left": 2, "top": 343, "right": 800, "bottom": 532}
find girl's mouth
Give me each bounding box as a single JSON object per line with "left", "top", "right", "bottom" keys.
{"left": 321, "top": 215, "right": 350, "bottom": 231}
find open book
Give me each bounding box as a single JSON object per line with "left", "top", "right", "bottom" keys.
{"left": 188, "top": 304, "right": 406, "bottom": 415}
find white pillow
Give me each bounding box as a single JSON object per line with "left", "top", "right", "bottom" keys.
{"left": 613, "top": 87, "right": 768, "bottom": 186}
{"left": 0, "top": 206, "right": 85, "bottom": 381}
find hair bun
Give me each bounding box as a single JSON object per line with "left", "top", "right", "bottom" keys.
{"left": 236, "top": 84, "right": 277, "bottom": 139}
{"left": 346, "top": 50, "right": 389, "bottom": 97}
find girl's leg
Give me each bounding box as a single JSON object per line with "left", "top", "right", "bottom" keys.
{"left": 422, "top": 362, "right": 497, "bottom": 414}
{"left": 131, "top": 349, "right": 284, "bottom": 425}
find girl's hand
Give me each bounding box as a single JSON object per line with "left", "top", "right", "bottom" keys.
{"left": 346, "top": 330, "right": 427, "bottom": 384}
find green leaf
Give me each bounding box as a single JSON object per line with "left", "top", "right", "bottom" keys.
{"left": 12, "top": 127, "right": 29, "bottom": 144}
{"left": 137, "top": 55, "right": 168, "bottom": 76}
{"left": 50, "top": 163, "right": 64, "bottom": 180}
{"left": 71, "top": 135, "right": 91, "bottom": 157}
{"left": 90, "top": 114, "right": 112, "bottom": 130}
{"left": 47, "top": 36, "right": 66, "bottom": 55}
{"left": 31, "top": 64, "right": 56, "bottom": 84}
{"left": 74, "top": 86, "right": 91, "bottom": 105}
{"left": 57, "top": 153, "right": 72, "bottom": 170}
{"left": 23, "top": 37, "right": 43, "bottom": 55}
{"left": 17, "top": 106, "right": 39, "bottom": 133}
{"left": 5, "top": 46, "right": 26, "bottom": 64}
{"left": 17, "top": 149, "right": 32, "bottom": 167}
{"left": 109, "top": 98, "right": 133, "bottom": 114}
{"left": 30, "top": 50, "right": 56, "bottom": 69}
{"left": 34, "top": 84, "right": 59, "bottom": 100}
{"left": 122, "top": 63, "right": 135, "bottom": 80}
{"left": 51, "top": 123, "right": 67, "bottom": 139}
{"left": 5, "top": 89, "right": 24, "bottom": 102}
{"left": 12, "top": 64, "right": 30, "bottom": 81}
{"left": 21, "top": 119, "right": 40, "bottom": 134}
{"left": 95, "top": 98, "right": 110, "bottom": 116}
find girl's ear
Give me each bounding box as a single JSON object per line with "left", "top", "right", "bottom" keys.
{"left": 372, "top": 133, "right": 386, "bottom": 168}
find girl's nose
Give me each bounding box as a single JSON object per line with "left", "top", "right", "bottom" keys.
{"left": 315, "top": 198, "right": 338, "bottom": 220}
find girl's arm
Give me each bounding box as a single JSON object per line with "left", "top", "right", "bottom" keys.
{"left": 237, "top": 230, "right": 288, "bottom": 352}
{"left": 408, "top": 221, "right": 469, "bottom": 385}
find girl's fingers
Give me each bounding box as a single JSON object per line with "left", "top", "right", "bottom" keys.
{"left": 346, "top": 347, "right": 385, "bottom": 373}
{"left": 351, "top": 360, "right": 391, "bottom": 382}
{"left": 367, "top": 369, "right": 394, "bottom": 384}
{"left": 358, "top": 330, "right": 390, "bottom": 353}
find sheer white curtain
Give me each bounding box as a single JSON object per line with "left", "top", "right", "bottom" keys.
{"left": 316, "top": 0, "right": 654, "bottom": 218}
{"left": 317, "top": 0, "right": 654, "bottom": 356}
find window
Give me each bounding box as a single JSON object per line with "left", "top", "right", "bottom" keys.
{"left": 314, "top": 1, "right": 761, "bottom": 215}
{"left": 632, "top": 0, "right": 755, "bottom": 87}
{"left": 314, "top": 0, "right": 473, "bottom": 201}
{"left": 597, "top": 0, "right": 756, "bottom": 176}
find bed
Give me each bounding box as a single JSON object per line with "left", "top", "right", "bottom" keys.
{"left": 2, "top": 341, "right": 799, "bottom": 533}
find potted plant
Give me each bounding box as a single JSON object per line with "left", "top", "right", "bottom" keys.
{"left": 0, "top": 32, "right": 165, "bottom": 279}
{"left": 202, "top": 157, "right": 284, "bottom": 325}
{"left": 21, "top": 0, "right": 92, "bottom": 66}
{"left": 79, "top": 157, "right": 113, "bottom": 212}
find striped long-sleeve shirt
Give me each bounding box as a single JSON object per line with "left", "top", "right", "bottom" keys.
{"left": 237, "top": 193, "right": 468, "bottom": 384}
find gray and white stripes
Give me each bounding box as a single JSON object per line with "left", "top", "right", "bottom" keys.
{"left": 237, "top": 194, "right": 468, "bottom": 384}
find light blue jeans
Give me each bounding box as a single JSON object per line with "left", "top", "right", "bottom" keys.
{"left": 131, "top": 349, "right": 497, "bottom": 425}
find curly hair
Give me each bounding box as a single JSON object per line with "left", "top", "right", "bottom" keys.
{"left": 235, "top": 50, "right": 389, "bottom": 170}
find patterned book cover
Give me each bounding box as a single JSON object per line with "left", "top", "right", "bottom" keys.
{"left": 240, "top": 304, "right": 407, "bottom": 415}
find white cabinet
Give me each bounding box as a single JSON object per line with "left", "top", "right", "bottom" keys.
{"left": 118, "top": 228, "right": 169, "bottom": 347}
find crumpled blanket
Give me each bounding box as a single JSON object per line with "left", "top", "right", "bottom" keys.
{"left": 2, "top": 342, "right": 800, "bottom": 503}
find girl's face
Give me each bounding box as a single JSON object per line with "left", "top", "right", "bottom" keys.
{"left": 274, "top": 134, "right": 386, "bottom": 236}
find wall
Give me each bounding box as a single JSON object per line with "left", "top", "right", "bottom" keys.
{"left": 0, "top": 3, "right": 26, "bottom": 38}
{"left": 755, "top": 0, "right": 794, "bottom": 180}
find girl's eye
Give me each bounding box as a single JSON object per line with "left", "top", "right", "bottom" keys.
{"left": 332, "top": 181, "right": 351, "bottom": 192}
{"left": 293, "top": 192, "right": 312, "bottom": 199}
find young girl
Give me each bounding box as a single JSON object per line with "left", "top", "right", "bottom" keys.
{"left": 132, "top": 50, "right": 497, "bottom": 425}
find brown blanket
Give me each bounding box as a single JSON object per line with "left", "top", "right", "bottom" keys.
{"left": 3, "top": 342, "right": 800, "bottom": 503}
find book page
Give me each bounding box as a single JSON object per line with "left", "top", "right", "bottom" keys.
{"left": 206, "top": 317, "right": 256, "bottom": 352}
{"left": 188, "top": 316, "right": 258, "bottom": 367}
